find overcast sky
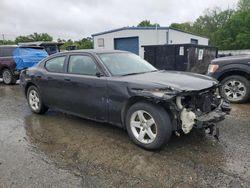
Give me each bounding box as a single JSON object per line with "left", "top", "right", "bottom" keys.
{"left": 0, "top": 0, "right": 238, "bottom": 41}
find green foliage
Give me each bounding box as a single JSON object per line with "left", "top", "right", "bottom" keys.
{"left": 15, "top": 33, "right": 53, "bottom": 43}
{"left": 137, "top": 20, "right": 160, "bottom": 27}
{"left": 170, "top": 0, "right": 250, "bottom": 50}
{"left": 76, "top": 37, "right": 93, "bottom": 49}
{"left": 60, "top": 37, "right": 93, "bottom": 50}
{"left": 170, "top": 7, "right": 234, "bottom": 46}
{"left": 213, "top": 11, "right": 250, "bottom": 50}
{"left": 170, "top": 22, "right": 193, "bottom": 33}
{"left": 238, "top": 0, "right": 250, "bottom": 12}
{"left": 0, "top": 32, "right": 93, "bottom": 51}
{"left": 0, "top": 40, "right": 15, "bottom": 45}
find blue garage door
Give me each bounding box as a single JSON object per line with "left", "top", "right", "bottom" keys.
{"left": 114, "top": 37, "right": 139, "bottom": 55}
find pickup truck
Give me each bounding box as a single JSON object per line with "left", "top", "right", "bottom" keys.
{"left": 0, "top": 45, "right": 48, "bottom": 85}
{"left": 207, "top": 55, "right": 250, "bottom": 103}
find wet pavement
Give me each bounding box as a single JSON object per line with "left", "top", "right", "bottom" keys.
{"left": 0, "top": 83, "right": 249, "bottom": 188}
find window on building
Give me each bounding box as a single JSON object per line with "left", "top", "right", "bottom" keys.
{"left": 98, "top": 38, "right": 104, "bottom": 47}
{"left": 191, "top": 38, "right": 198, "bottom": 45}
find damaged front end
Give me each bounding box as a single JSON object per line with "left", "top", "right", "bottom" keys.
{"left": 174, "top": 87, "right": 231, "bottom": 136}
{"left": 131, "top": 85, "right": 231, "bottom": 137}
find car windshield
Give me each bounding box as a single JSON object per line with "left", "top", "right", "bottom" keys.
{"left": 98, "top": 52, "right": 157, "bottom": 76}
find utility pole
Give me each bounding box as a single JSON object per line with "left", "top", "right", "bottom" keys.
{"left": 2, "top": 34, "right": 4, "bottom": 41}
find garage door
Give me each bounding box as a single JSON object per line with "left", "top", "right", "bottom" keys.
{"left": 114, "top": 37, "right": 139, "bottom": 55}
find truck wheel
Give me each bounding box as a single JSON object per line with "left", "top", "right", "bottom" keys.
{"left": 220, "top": 75, "right": 250, "bottom": 103}
{"left": 27, "top": 86, "right": 48, "bottom": 114}
{"left": 126, "top": 102, "right": 172, "bottom": 150}
{"left": 2, "top": 69, "right": 16, "bottom": 85}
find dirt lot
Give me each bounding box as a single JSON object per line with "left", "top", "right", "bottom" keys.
{"left": 0, "top": 83, "right": 249, "bottom": 188}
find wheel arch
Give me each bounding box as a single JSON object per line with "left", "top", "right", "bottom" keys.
{"left": 218, "top": 69, "right": 250, "bottom": 82}
{"left": 120, "top": 96, "right": 173, "bottom": 128}
{"left": 0, "top": 66, "right": 10, "bottom": 76}
{"left": 25, "top": 82, "right": 38, "bottom": 97}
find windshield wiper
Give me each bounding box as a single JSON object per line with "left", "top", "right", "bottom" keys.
{"left": 121, "top": 70, "right": 158, "bottom": 76}
{"left": 121, "top": 72, "right": 143, "bottom": 76}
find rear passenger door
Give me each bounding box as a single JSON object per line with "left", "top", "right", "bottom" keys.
{"left": 38, "top": 55, "right": 68, "bottom": 109}
{"left": 63, "top": 54, "right": 108, "bottom": 121}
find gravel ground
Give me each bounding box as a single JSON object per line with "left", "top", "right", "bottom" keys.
{"left": 0, "top": 83, "right": 249, "bottom": 188}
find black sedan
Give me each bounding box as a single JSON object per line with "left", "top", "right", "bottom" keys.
{"left": 20, "top": 50, "right": 230, "bottom": 150}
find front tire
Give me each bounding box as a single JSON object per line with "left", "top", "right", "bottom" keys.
{"left": 220, "top": 75, "right": 250, "bottom": 103}
{"left": 126, "top": 102, "right": 172, "bottom": 150}
{"left": 27, "top": 86, "right": 48, "bottom": 114}
{"left": 2, "top": 69, "right": 16, "bottom": 85}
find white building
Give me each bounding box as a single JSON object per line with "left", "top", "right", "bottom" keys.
{"left": 92, "top": 27, "right": 209, "bottom": 58}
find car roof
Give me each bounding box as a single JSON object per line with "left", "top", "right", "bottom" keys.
{"left": 51, "top": 49, "right": 129, "bottom": 56}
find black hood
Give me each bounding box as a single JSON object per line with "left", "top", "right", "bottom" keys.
{"left": 118, "top": 70, "right": 218, "bottom": 91}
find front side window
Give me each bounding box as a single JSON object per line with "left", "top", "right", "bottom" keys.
{"left": 68, "top": 55, "right": 97, "bottom": 76}
{"left": 45, "top": 56, "right": 65, "bottom": 73}
{"left": 98, "top": 52, "right": 157, "bottom": 76}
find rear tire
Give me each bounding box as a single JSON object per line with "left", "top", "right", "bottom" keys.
{"left": 2, "top": 69, "right": 16, "bottom": 85}
{"left": 126, "top": 102, "right": 172, "bottom": 150}
{"left": 27, "top": 86, "right": 48, "bottom": 114}
{"left": 220, "top": 75, "right": 250, "bottom": 103}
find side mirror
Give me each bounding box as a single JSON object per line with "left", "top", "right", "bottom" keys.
{"left": 96, "top": 72, "right": 104, "bottom": 77}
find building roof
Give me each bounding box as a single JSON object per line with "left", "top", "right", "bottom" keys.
{"left": 92, "top": 26, "right": 169, "bottom": 37}
{"left": 92, "top": 26, "right": 208, "bottom": 39}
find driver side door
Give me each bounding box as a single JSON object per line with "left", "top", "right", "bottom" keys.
{"left": 62, "top": 54, "right": 108, "bottom": 121}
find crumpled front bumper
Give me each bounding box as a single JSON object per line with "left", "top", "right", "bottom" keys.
{"left": 195, "top": 99, "right": 231, "bottom": 128}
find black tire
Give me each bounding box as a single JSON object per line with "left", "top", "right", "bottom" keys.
{"left": 125, "top": 102, "right": 172, "bottom": 150}
{"left": 27, "top": 86, "right": 48, "bottom": 114}
{"left": 2, "top": 68, "right": 16, "bottom": 85}
{"left": 220, "top": 75, "right": 250, "bottom": 103}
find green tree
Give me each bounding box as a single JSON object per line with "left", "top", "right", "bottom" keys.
{"left": 15, "top": 33, "right": 53, "bottom": 43}
{"left": 76, "top": 37, "right": 93, "bottom": 49}
{"left": 137, "top": 20, "right": 160, "bottom": 27}
{"left": 60, "top": 37, "right": 93, "bottom": 50}
{"left": 170, "top": 22, "right": 193, "bottom": 32}
{"left": 170, "top": 7, "right": 234, "bottom": 46}
{"left": 238, "top": 0, "right": 250, "bottom": 12}
{"left": 213, "top": 10, "right": 250, "bottom": 50}
{"left": 0, "top": 40, "right": 15, "bottom": 45}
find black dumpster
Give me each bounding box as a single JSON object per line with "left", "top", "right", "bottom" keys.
{"left": 143, "top": 44, "right": 218, "bottom": 74}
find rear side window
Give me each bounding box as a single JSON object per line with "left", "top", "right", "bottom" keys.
{"left": 68, "top": 55, "right": 97, "bottom": 76}
{"left": 45, "top": 56, "right": 65, "bottom": 73}
{"left": 0, "top": 47, "right": 16, "bottom": 57}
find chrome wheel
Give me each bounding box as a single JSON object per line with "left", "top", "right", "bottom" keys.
{"left": 223, "top": 80, "right": 247, "bottom": 102}
{"left": 130, "top": 110, "right": 157, "bottom": 144}
{"left": 29, "top": 90, "right": 40, "bottom": 111}
{"left": 2, "top": 70, "right": 12, "bottom": 84}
